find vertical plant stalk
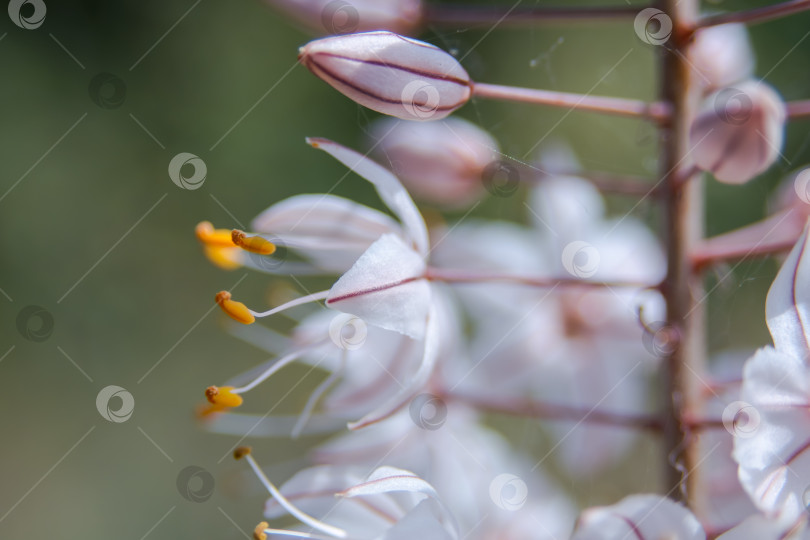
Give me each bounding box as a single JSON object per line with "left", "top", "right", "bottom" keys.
{"left": 659, "top": 0, "right": 706, "bottom": 511}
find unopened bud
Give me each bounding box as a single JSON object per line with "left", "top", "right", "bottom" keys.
{"left": 369, "top": 117, "right": 499, "bottom": 207}
{"left": 299, "top": 31, "right": 471, "bottom": 121}
{"left": 689, "top": 81, "right": 786, "bottom": 184}
{"left": 689, "top": 23, "right": 754, "bottom": 91}
{"left": 266, "top": 0, "right": 422, "bottom": 36}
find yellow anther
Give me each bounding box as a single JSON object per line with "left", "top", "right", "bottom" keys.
{"left": 232, "top": 230, "right": 276, "bottom": 255}
{"left": 234, "top": 446, "right": 252, "bottom": 460}
{"left": 215, "top": 291, "right": 255, "bottom": 324}
{"left": 203, "top": 246, "right": 242, "bottom": 271}
{"left": 205, "top": 385, "right": 243, "bottom": 408}
{"left": 253, "top": 522, "right": 268, "bottom": 540}
{"left": 196, "top": 221, "right": 236, "bottom": 248}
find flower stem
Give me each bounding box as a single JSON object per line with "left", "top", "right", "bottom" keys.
{"left": 424, "top": 4, "right": 644, "bottom": 27}
{"left": 446, "top": 390, "right": 663, "bottom": 431}
{"left": 788, "top": 99, "right": 810, "bottom": 119}
{"left": 425, "top": 267, "right": 660, "bottom": 291}
{"left": 660, "top": 0, "right": 707, "bottom": 511}
{"left": 697, "top": 0, "right": 810, "bottom": 29}
{"left": 472, "top": 82, "right": 671, "bottom": 122}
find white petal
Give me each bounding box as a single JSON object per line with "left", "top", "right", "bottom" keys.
{"left": 309, "top": 138, "right": 429, "bottom": 256}
{"left": 382, "top": 499, "right": 458, "bottom": 540}
{"left": 766, "top": 222, "right": 810, "bottom": 361}
{"left": 572, "top": 494, "right": 705, "bottom": 540}
{"left": 735, "top": 346, "right": 810, "bottom": 522}
{"left": 327, "top": 233, "right": 430, "bottom": 339}
{"left": 342, "top": 466, "right": 438, "bottom": 498}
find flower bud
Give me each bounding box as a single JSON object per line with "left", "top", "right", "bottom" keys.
{"left": 299, "top": 31, "right": 472, "bottom": 121}
{"left": 368, "top": 116, "right": 498, "bottom": 207}
{"left": 689, "top": 81, "right": 786, "bottom": 184}
{"left": 689, "top": 23, "right": 754, "bottom": 91}
{"left": 265, "top": 0, "right": 422, "bottom": 36}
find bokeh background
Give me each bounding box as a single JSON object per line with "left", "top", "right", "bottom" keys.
{"left": 2, "top": 0, "right": 810, "bottom": 537}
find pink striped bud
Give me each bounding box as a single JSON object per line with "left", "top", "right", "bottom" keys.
{"left": 299, "top": 31, "right": 472, "bottom": 121}
{"left": 369, "top": 117, "right": 499, "bottom": 207}
{"left": 689, "top": 81, "right": 786, "bottom": 184}
{"left": 265, "top": 0, "right": 423, "bottom": 36}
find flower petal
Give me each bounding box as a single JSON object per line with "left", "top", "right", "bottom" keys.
{"left": 766, "top": 222, "right": 810, "bottom": 361}
{"left": 327, "top": 233, "right": 430, "bottom": 339}
{"left": 308, "top": 137, "right": 429, "bottom": 256}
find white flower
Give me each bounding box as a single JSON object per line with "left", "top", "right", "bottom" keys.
{"left": 689, "top": 23, "right": 754, "bottom": 91}
{"left": 299, "top": 31, "right": 471, "bottom": 121}
{"left": 571, "top": 494, "right": 705, "bottom": 540}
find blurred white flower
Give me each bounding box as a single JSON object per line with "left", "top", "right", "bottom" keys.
{"left": 690, "top": 23, "right": 754, "bottom": 91}
{"left": 265, "top": 0, "right": 422, "bottom": 36}
{"left": 690, "top": 80, "right": 786, "bottom": 184}
{"left": 368, "top": 116, "right": 499, "bottom": 208}
{"left": 571, "top": 494, "right": 705, "bottom": 539}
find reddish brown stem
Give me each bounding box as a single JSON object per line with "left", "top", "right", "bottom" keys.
{"left": 445, "top": 391, "right": 663, "bottom": 431}
{"left": 697, "top": 0, "right": 810, "bottom": 29}
{"left": 472, "top": 82, "right": 671, "bottom": 122}
{"left": 424, "top": 4, "right": 645, "bottom": 27}
{"left": 788, "top": 99, "right": 810, "bottom": 119}
{"left": 425, "top": 267, "right": 660, "bottom": 291}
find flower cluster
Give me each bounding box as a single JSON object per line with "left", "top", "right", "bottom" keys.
{"left": 192, "top": 2, "right": 810, "bottom": 539}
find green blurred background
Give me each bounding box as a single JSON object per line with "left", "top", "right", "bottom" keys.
{"left": 1, "top": 0, "right": 809, "bottom": 537}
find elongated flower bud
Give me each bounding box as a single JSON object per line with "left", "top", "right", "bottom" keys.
{"left": 689, "top": 81, "right": 786, "bottom": 184}
{"left": 369, "top": 116, "right": 498, "bottom": 207}
{"left": 689, "top": 23, "right": 754, "bottom": 91}
{"left": 299, "top": 31, "right": 472, "bottom": 121}
{"left": 265, "top": 0, "right": 422, "bottom": 36}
